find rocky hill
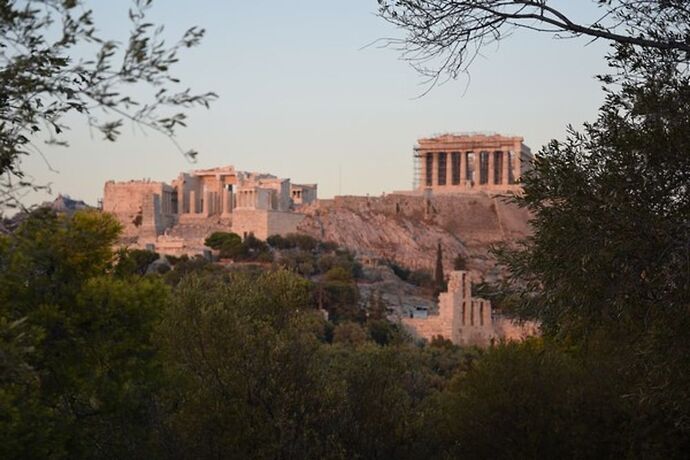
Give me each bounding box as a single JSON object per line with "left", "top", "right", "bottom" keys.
{"left": 297, "top": 192, "right": 531, "bottom": 282}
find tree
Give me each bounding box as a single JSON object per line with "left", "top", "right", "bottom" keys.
{"left": 434, "top": 241, "right": 445, "bottom": 293}
{"left": 114, "top": 247, "right": 160, "bottom": 276}
{"left": 332, "top": 321, "right": 368, "bottom": 346}
{"left": 383, "top": 0, "right": 690, "bottom": 451}
{"left": 434, "top": 339, "right": 625, "bottom": 458}
{"left": 0, "top": 209, "right": 170, "bottom": 458}
{"left": 489, "top": 19, "right": 690, "bottom": 453}
{"left": 366, "top": 289, "right": 387, "bottom": 321}
{"left": 156, "top": 270, "right": 338, "bottom": 458}
{"left": 204, "top": 231, "right": 242, "bottom": 251}
{"left": 0, "top": 0, "right": 216, "bottom": 210}
{"left": 378, "top": 1, "right": 690, "bottom": 87}
{"left": 204, "top": 231, "right": 243, "bottom": 259}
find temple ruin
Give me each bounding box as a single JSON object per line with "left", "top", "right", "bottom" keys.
{"left": 403, "top": 271, "right": 538, "bottom": 347}
{"left": 103, "top": 165, "right": 317, "bottom": 253}
{"left": 414, "top": 133, "right": 533, "bottom": 193}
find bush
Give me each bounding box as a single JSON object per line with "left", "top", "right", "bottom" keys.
{"left": 279, "top": 249, "right": 316, "bottom": 276}
{"left": 388, "top": 261, "right": 411, "bottom": 281}
{"left": 204, "top": 231, "right": 242, "bottom": 250}
{"left": 320, "top": 241, "right": 339, "bottom": 252}
{"left": 325, "top": 266, "right": 353, "bottom": 283}
{"left": 333, "top": 321, "right": 368, "bottom": 346}
{"left": 285, "top": 233, "right": 318, "bottom": 251}
{"left": 408, "top": 269, "right": 434, "bottom": 289}
{"left": 367, "top": 320, "right": 400, "bottom": 346}
{"left": 266, "top": 234, "right": 289, "bottom": 249}
{"left": 114, "top": 248, "right": 160, "bottom": 277}
{"left": 317, "top": 281, "right": 362, "bottom": 323}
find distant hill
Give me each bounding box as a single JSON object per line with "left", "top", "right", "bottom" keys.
{"left": 1, "top": 194, "right": 93, "bottom": 233}
{"left": 42, "top": 194, "right": 91, "bottom": 213}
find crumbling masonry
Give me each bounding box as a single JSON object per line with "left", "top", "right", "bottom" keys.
{"left": 103, "top": 165, "right": 317, "bottom": 254}
{"left": 403, "top": 271, "right": 538, "bottom": 347}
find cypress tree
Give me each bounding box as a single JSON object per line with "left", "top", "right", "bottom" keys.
{"left": 434, "top": 241, "right": 445, "bottom": 292}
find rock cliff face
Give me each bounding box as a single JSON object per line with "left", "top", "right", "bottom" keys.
{"left": 297, "top": 192, "right": 531, "bottom": 281}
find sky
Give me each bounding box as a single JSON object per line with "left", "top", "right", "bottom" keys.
{"left": 23, "top": 0, "right": 611, "bottom": 206}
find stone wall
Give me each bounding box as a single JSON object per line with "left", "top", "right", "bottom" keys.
{"left": 231, "top": 209, "right": 305, "bottom": 240}
{"left": 103, "top": 180, "right": 175, "bottom": 237}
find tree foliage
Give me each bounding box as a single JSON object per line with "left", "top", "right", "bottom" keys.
{"left": 490, "top": 10, "right": 690, "bottom": 453}
{"left": 378, "top": 1, "right": 690, "bottom": 87}
{"left": 0, "top": 0, "right": 216, "bottom": 209}
{"left": 0, "top": 209, "right": 169, "bottom": 458}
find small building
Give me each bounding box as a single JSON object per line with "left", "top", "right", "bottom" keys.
{"left": 290, "top": 183, "right": 318, "bottom": 207}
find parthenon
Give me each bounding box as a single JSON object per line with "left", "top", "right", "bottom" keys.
{"left": 415, "top": 133, "right": 533, "bottom": 193}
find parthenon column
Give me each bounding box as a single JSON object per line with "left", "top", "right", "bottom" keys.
{"left": 502, "top": 151, "right": 510, "bottom": 185}
{"left": 513, "top": 151, "right": 521, "bottom": 183}
{"left": 473, "top": 153, "right": 481, "bottom": 185}
{"left": 446, "top": 153, "right": 453, "bottom": 187}
{"left": 513, "top": 140, "right": 522, "bottom": 183}
{"left": 488, "top": 150, "right": 495, "bottom": 185}
{"left": 431, "top": 152, "right": 439, "bottom": 186}
{"left": 459, "top": 152, "right": 467, "bottom": 186}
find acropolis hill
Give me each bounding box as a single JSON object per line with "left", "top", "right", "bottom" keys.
{"left": 102, "top": 133, "right": 533, "bottom": 280}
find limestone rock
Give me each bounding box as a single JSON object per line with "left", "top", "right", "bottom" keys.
{"left": 298, "top": 192, "right": 530, "bottom": 280}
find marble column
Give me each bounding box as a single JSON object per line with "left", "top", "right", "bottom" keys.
{"left": 460, "top": 152, "right": 467, "bottom": 186}
{"left": 446, "top": 153, "right": 453, "bottom": 187}
{"left": 513, "top": 140, "right": 523, "bottom": 183}
{"left": 513, "top": 151, "right": 521, "bottom": 183}
{"left": 222, "top": 189, "right": 232, "bottom": 215}
{"left": 189, "top": 190, "right": 196, "bottom": 214}
{"left": 503, "top": 151, "right": 510, "bottom": 185}
{"left": 488, "top": 150, "right": 495, "bottom": 185}
{"left": 202, "top": 191, "right": 210, "bottom": 216}
{"left": 474, "top": 153, "right": 481, "bottom": 185}
{"left": 431, "top": 152, "right": 439, "bottom": 187}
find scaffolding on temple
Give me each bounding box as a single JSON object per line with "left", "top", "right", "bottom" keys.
{"left": 412, "top": 145, "right": 422, "bottom": 190}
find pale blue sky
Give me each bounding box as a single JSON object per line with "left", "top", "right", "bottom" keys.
{"left": 24, "top": 0, "right": 610, "bottom": 206}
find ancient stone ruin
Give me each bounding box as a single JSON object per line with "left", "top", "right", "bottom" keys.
{"left": 103, "top": 165, "right": 317, "bottom": 254}
{"left": 414, "top": 133, "right": 533, "bottom": 193}
{"left": 403, "top": 271, "right": 538, "bottom": 346}
{"left": 101, "top": 133, "right": 534, "bottom": 272}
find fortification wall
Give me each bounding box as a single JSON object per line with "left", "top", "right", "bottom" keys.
{"left": 231, "top": 210, "right": 305, "bottom": 240}
{"left": 103, "top": 181, "right": 169, "bottom": 237}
